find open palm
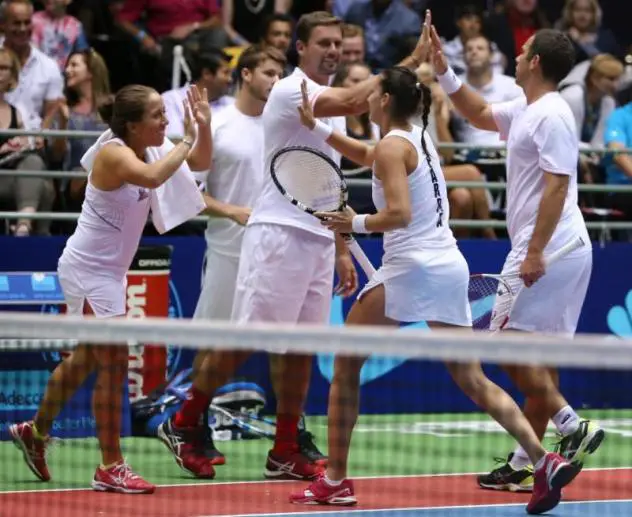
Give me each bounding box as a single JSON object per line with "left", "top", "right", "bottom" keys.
{"left": 187, "top": 85, "right": 211, "bottom": 127}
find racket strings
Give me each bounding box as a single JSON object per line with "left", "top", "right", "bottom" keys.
{"left": 468, "top": 276, "right": 514, "bottom": 331}
{"left": 274, "top": 149, "right": 346, "bottom": 212}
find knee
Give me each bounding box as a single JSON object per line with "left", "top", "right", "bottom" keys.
{"left": 461, "top": 164, "right": 484, "bottom": 182}
{"left": 95, "top": 346, "right": 129, "bottom": 371}
{"left": 447, "top": 363, "right": 486, "bottom": 397}
{"left": 449, "top": 188, "right": 473, "bottom": 210}
{"left": 16, "top": 153, "right": 46, "bottom": 171}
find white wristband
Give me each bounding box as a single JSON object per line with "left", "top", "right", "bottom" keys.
{"left": 312, "top": 119, "right": 333, "bottom": 141}
{"left": 437, "top": 67, "right": 463, "bottom": 95}
{"left": 352, "top": 214, "right": 370, "bottom": 234}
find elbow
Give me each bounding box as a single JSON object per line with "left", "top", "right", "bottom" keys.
{"left": 391, "top": 208, "right": 411, "bottom": 229}
{"left": 146, "top": 175, "right": 163, "bottom": 189}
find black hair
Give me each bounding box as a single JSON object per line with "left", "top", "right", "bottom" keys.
{"left": 528, "top": 29, "right": 576, "bottom": 85}
{"left": 456, "top": 3, "right": 482, "bottom": 20}
{"left": 380, "top": 67, "right": 437, "bottom": 195}
{"left": 259, "top": 12, "right": 294, "bottom": 41}
{"left": 189, "top": 50, "right": 231, "bottom": 82}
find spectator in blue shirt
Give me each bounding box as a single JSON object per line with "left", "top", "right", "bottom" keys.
{"left": 604, "top": 101, "right": 632, "bottom": 221}
{"left": 344, "top": 0, "right": 420, "bottom": 71}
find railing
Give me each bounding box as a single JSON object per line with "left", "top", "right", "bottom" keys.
{"left": 1, "top": 128, "right": 630, "bottom": 235}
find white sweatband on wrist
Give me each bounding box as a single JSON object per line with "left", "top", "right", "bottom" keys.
{"left": 352, "top": 214, "right": 370, "bottom": 234}
{"left": 437, "top": 67, "right": 463, "bottom": 95}
{"left": 312, "top": 119, "right": 333, "bottom": 141}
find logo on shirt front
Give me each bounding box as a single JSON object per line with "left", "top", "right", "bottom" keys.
{"left": 138, "top": 189, "right": 149, "bottom": 201}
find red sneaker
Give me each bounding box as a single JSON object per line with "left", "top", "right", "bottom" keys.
{"left": 290, "top": 476, "right": 357, "bottom": 506}
{"left": 264, "top": 449, "right": 324, "bottom": 480}
{"left": 10, "top": 421, "right": 50, "bottom": 482}
{"left": 527, "top": 452, "right": 578, "bottom": 514}
{"left": 91, "top": 461, "right": 155, "bottom": 494}
{"left": 157, "top": 417, "right": 216, "bottom": 478}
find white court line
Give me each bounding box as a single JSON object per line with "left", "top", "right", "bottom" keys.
{"left": 0, "top": 467, "right": 630, "bottom": 496}
{"left": 193, "top": 499, "right": 632, "bottom": 517}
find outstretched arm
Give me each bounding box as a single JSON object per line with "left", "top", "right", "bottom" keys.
{"left": 312, "top": 10, "right": 434, "bottom": 118}
{"left": 298, "top": 80, "right": 375, "bottom": 168}
{"left": 429, "top": 26, "right": 499, "bottom": 132}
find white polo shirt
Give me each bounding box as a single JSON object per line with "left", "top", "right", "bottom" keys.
{"left": 162, "top": 86, "right": 235, "bottom": 138}
{"left": 2, "top": 43, "right": 63, "bottom": 129}
{"left": 248, "top": 68, "right": 346, "bottom": 239}
{"left": 454, "top": 73, "right": 522, "bottom": 146}
{"left": 492, "top": 92, "right": 590, "bottom": 255}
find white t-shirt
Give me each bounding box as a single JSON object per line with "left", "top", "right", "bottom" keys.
{"left": 492, "top": 92, "right": 590, "bottom": 255}
{"left": 3, "top": 44, "right": 63, "bottom": 129}
{"left": 162, "top": 86, "right": 235, "bottom": 138}
{"left": 454, "top": 74, "right": 522, "bottom": 146}
{"left": 248, "top": 68, "right": 346, "bottom": 239}
{"left": 202, "top": 104, "right": 265, "bottom": 257}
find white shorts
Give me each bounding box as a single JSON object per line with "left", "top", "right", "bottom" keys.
{"left": 497, "top": 248, "right": 592, "bottom": 336}
{"left": 193, "top": 249, "right": 240, "bottom": 321}
{"left": 359, "top": 246, "right": 472, "bottom": 326}
{"left": 57, "top": 260, "right": 126, "bottom": 318}
{"left": 231, "top": 223, "right": 335, "bottom": 324}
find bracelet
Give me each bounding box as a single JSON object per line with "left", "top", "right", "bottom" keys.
{"left": 182, "top": 137, "right": 194, "bottom": 148}
{"left": 135, "top": 30, "right": 147, "bottom": 42}
{"left": 352, "top": 214, "right": 370, "bottom": 234}
{"left": 312, "top": 119, "right": 333, "bottom": 141}
{"left": 436, "top": 67, "right": 463, "bottom": 95}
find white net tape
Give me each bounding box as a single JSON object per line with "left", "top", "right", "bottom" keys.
{"left": 0, "top": 312, "right": 631, "bottom": 369}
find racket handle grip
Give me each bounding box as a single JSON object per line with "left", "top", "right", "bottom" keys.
{"left": 346, "top": 237, "right": 376, "bottom": 277}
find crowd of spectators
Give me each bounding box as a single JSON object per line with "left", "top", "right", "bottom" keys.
{"left": 0, "top": 0, "right": 631, "bottom": 239}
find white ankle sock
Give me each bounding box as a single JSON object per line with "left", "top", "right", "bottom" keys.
{"left": 552, "top": 406, "right": 580, "bottom": 436}
{"left": 324, "top": 473, "right": 343, "bottom": 486}
{"left": 534, "top": 454, "right": 547, "bottom": 471}
{"left": 509, "top": 447, "right": 532, "bottom": 469}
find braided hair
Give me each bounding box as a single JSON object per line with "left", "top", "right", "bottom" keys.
{"left": 380, "top": 67, "right": 444, "bottom": 226}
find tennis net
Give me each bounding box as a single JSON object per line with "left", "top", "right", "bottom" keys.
{"left": 0, "top": 311, "right": 631, "bottom": 517}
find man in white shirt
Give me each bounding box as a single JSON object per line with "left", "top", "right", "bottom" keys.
{"left": 2, "top": 0, "right": 63, "bottom": 128}
{"left": 160, "top": 10, "right": 429, "bottom": 481}
{"left": 162, "top": 49, "right": 234, "bottom": 140}
{"left": 159, "top": 44, "right": 296, "bottom": 475}
{"left": 453, "top": 35, "right": 522, "bottom": 149}
{"left": 441, "top": 4, "right": 504, "bottom": 77}
{"left": 432, "top": 27, "right": 604, "bottom": 509}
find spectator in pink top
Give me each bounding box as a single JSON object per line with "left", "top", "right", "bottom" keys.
{"left": 31, "top": 0, "right": 89, "bottom": 71}
{"left": 117, "top": 0, "right": 227, "bottom": 90}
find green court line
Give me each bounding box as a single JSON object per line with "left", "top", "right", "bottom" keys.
{"left": 1, "top": 409, "right": 630, "bottom": 492}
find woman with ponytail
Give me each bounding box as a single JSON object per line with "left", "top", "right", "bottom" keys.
{"left": 290, "top": 68, "right": 574, "bottom": 513}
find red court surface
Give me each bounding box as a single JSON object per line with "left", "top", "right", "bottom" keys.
{"left": 0, "top": 469, "right": 630, "bottom": 517}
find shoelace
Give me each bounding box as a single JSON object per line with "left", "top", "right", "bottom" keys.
{"left": 30, "top": 435, "right": 62, "bottom": 460}
{"left": 112, "top": 461, "right": 141, "bottom": 481}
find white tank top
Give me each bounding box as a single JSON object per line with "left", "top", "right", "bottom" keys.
{"left": 374, "top": 126, "right": 456, "bottom": 261}
{"left": 60, "top": 139, "right": 152, "bottom": 279}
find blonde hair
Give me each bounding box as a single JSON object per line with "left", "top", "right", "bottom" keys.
{"left": 561, "top": 0, "right": 602, "bottom": 33}
{"left": 342, "top": 23, "right": 364, "bottom": 39}
{"left": 588, "top": 53, "right": 624, "bottom": 80}
{"left": 0, "top": 47, "right": 21, "bottom": 92}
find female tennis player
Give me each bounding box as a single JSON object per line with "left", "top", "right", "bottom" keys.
{"left": 290, "top": 69, "right": 577, "bottom": 514}
{"left": 10, "top": 84, "right": 211, "bottom": 494}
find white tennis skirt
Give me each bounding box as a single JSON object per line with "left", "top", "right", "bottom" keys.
{"left": 359, "top": 246, "right": 472, "bottom": 326}
{"left": 57, "top": 259, "right": 127, "bottom": 318}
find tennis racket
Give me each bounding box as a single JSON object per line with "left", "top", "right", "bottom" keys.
{"left": 270, "top": 145, "right": 376, "bottom": 277}
{"left": 209, "top": 404, "right": 276, "bottom": 440}
{"left": 468, "top": 236, "right": 587, "bottom": 331}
